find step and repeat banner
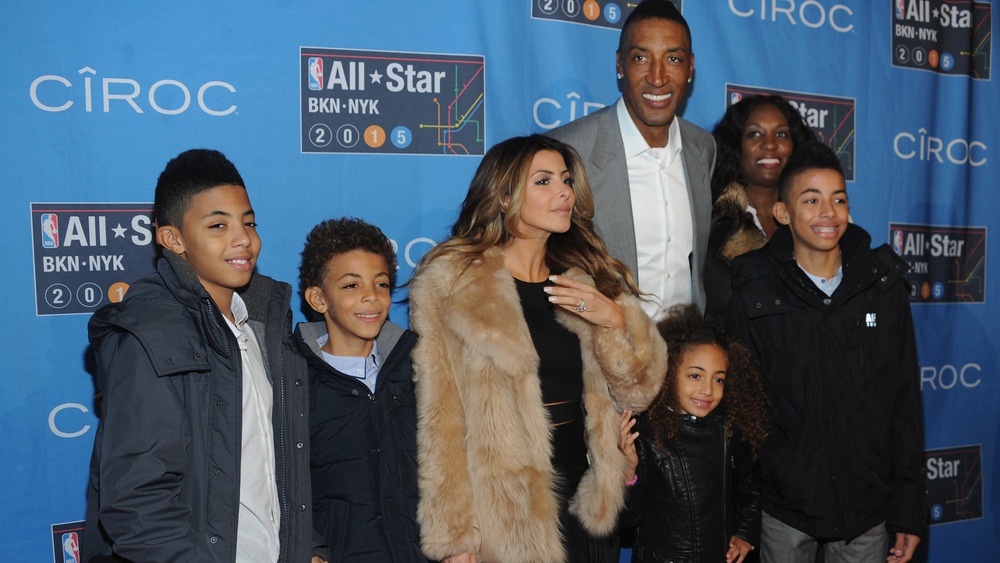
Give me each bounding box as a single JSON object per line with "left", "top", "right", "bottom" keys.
{"left": 2, "top": 1, "right": 996, "bottom": 560}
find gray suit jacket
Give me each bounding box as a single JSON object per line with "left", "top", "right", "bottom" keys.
{"left": 548, "top": 104, "right": 716, "bottom": 312}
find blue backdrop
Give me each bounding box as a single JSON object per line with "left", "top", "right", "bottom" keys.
{"left": 2, "top": 1, "right": 996, "bottom": 560}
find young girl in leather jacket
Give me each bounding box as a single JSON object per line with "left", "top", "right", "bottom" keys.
{"left": 619, "top": 305, "right": 768, "bottom": 563}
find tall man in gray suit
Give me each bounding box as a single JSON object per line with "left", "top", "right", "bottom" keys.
{"left": 549, "top": 0, "right": 715, "bottom": 319}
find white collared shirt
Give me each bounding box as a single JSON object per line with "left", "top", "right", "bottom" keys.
{"left": 225, "top": 293, "right": 280, "bottom": 563}
{"left": 617, "top": 98, "right": 693, "bottom": 320}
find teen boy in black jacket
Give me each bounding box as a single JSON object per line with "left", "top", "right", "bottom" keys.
{"left": 83, "top": 149, "right": 313, "bottom": 562}
{"left": 728, "top": 142, "right": 925, "bottom": 563}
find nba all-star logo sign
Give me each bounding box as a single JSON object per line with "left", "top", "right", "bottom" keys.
{"left": 889, "top": 222, "right": 986, "bottom": 303}
{"left": 300, "top": 47, "right": 485, "bottom": 155}
{"left": 530, "top": 0, "right": 680, "bottom": 29}
{"left": 892, "top": 0, "right": 992, "bottom": 79}
{"left": 31, "top": 203, "right": 157, "bottom": 316}
{"left": 924, "top": 445, "right": 983, "bottom": 525}
{"left": 726, "top": 84, "right": 857, "bottom": 182}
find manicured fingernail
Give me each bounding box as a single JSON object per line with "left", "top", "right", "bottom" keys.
{"left": 542, "top": 286, "right": 552, "bottom": 293}
{"left": 548, "top": 296, "right": 557, "bottom": 302}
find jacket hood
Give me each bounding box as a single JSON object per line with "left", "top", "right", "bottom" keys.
{"left": 88, "top": 250, "right": 288, "bottom": 378}
{"left": 295, "top": 318, "right": 408, "bottom": 360}
{"left": 731, "top": 223, "right": 908, "bottom": 297}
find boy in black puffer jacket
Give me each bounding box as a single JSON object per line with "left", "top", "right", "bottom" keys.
{"left": 295, "top": 218, "right": 425, "bottom": 562}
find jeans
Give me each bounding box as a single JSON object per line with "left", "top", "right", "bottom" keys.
{"left": 760, "top": 511, "right": 890, "bottom": 563}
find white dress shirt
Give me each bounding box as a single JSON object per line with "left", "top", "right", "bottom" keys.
{"left": 617, "top": 98, "right": 693, "bottom": 320}
{"left": 225, "top": 293, "right": 280, "bottom": 563}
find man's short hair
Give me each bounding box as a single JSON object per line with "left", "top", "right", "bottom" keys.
{"left": 619, "top": 0, "right": 691, "bottom": 53}
{"left": 153, "top": 149, "right": 245, "bottom": 229}
{"left": 299, "top": 217, "right": 398, "bottom": 295}
{"left": 778, "top": 142, "right": 844, "bottom": 202}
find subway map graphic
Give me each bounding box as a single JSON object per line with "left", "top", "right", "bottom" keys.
{"left": 301, "top": 47, "right": 485, "bottom": 155}
{"left": 725, "top": 84, "right": 856, "bottom": 182}
{"left": 925, "top": 445, "right": 983, "bottom": 525}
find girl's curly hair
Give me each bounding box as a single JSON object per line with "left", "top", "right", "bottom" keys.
{"left": 646, "top": 304, "right": 769, "bottom": 456}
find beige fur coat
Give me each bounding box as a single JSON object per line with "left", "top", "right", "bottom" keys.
{"left": 409, "top": 247, "right": 666, "bottom": 563}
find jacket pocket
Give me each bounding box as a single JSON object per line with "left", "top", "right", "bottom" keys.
{"left": 316, "top": 498, "right": 350, "bottom": 561}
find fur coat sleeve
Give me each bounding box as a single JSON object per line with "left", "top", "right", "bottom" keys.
{"left": 556, "top": 269, "right": 666, "bottom": 532}
{"left": 409, "top": 248, "right": 666, "bottom": 563}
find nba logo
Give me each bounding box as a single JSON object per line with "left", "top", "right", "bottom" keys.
{"left": 895, "top": 0, "right": 905, "bottom": 19}
{"left": 62, "top": 532, "right": 80, "bottom": 563}
{"left": 730, "top": 92, "right": 742, "bottom": 105}
{"left": 308, "top": 57, "right": 324, "bottom": 91}
{"left": 41, "top": 213, "right": 59, "bottom": 249}
{"left": 893, "top": 230, "right": 903, "bottom": 255}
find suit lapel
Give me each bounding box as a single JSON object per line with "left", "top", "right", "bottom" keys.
{"left": 587, "top": 107, "right": 639, "bottom": 275}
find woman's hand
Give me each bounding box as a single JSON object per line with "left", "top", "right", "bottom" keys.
{"left": 726, "top": 536, "right": 752, "bottom": 563}
{"left": 545, "top": 275, "right": 625, "bottom": 329}
{"left": 618, "top": 409, "right": 638, "bottom": 482}
{"left": 442, "top": 553, "right": 477, "bottom": 563}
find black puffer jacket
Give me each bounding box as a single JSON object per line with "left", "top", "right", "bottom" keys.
{"left": 621, "top": 410, "right": 761, "bottom": 562}
{"left": 728, "top": 224, "right": 925, "bottom": 541}
{"left": 83, "top": 252, "right": 313, "bottom": 563}
{"left": 296, "top": 320, "right": 427, "bottom": 562}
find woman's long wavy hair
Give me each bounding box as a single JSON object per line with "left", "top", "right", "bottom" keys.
{"left": 710, "top": 94, "right": 817, "bottom": 200}
{"left": 414, "top": 134, "right": 638, "bottom": 299}
{"left": 646, "top": 305, "right": 769, "bottom": 456}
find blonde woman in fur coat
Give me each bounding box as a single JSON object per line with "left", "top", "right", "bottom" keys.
{"left": 408, "top": 135, "right": 667, "bottom": 563}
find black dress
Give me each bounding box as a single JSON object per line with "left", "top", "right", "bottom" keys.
{"left": 515, "top": 278, "right": 619, "bottom": 562}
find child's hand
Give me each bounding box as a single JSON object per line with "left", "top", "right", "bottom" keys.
{"left": 726, "top": 536, "right": 752, "bottom": 563}
{"left": 886, "top": 532, "right": 920, "bottom": 562}
{"left": 618, "top": 409, "right": 638, "bottom": 481}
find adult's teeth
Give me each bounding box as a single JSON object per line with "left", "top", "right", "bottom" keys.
{"left": 758, "top": 158, "right": 780, "bottom": 165}
{"left": 644, "top": 93, "right": 672, "bottom": 101}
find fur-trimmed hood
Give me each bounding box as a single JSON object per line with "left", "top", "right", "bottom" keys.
{"left": 409, "top": 247, "right": 666, "bottom": 563}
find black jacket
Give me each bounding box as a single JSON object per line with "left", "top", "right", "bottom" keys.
{"left": 296, "top": 320, "right": 427, "bottom": 562}
{"left": 727, "top": 224, "right": 926, "bottom": 541}
{"left": 82, "top": 252, "right": 313, "bottom": 562}
{"left": 622, "top": 411, "right": 761, "bottom": 562}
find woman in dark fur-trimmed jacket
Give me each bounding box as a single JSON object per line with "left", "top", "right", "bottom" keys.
{"left": 705, "top": 95, "right": 816, "bottom": 319}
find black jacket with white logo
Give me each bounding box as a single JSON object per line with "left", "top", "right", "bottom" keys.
{"left": 728, "top": 224, "right": 926, "bottom": 541}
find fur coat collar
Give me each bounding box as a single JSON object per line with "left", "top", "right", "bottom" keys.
{"left": 410, "top": 247, "right": 666, "bottom": 563}
{"left": 712, "top": 181, "right": 768, "bottom": 262}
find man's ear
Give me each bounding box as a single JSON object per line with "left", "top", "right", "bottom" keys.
{"left": 305, "top": 286, "right": 328, "bottom": 315}
{"left": 156, "top": 225, "right": 186, "bottom": 256}
{"left": 773, "top": 201, "right": 791, "bottom": 226}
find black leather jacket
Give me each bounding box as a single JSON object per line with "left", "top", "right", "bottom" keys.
{"left": 621, "top": 410, "right": 760, "bottom": 563}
